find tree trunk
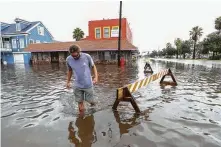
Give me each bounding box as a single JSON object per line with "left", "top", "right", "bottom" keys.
{"left": 183, "top": 53, "right": 186, "bottom": 59}
{"left": 176, "top": 49, "right": 178, "bottom": 59}
{"left": 198, "top": 52, "right": 201, "bottom": 59}
{"left": 212, "top": 51, "right": 215, "bottom": 59}
{"left": 193, "top": 41, "right": 196, "bottom": 59}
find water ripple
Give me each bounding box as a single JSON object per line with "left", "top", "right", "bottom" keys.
{"left": 1, "top": 60, "right": 221, "bottom": 147}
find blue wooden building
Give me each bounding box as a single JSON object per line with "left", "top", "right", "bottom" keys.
{"left": 1, "top": 18, "right": 54, "bottom": 64}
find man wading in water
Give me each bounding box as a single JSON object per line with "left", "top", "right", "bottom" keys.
{"left": 66, "top": 44, "right": 98, "bottom": 113}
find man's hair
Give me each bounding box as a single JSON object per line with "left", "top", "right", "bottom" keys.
{"left": 69, "top": 44, "right": 81, "bottom": 53}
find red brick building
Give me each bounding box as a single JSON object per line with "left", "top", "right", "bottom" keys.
{"left": 85, "top": 18, "right": 133, "bottom": 44}
{"left": 25, "top": 18, "right": 138, "bottom": 64}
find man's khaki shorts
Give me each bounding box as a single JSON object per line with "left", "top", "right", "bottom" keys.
{"left": 73, "top": 86, "right": 95, "bottom": 104}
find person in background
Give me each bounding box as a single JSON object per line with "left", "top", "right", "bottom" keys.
{"left": 66, "top": 44, "right": 98, "bottom": 113}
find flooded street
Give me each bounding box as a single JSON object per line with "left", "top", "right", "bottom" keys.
{"left": 1, "top": 59, "right": 221, "bottom": 147}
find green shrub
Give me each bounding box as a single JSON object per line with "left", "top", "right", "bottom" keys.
{"left": 209, "top": 55, "right": 221, "bottom": 60}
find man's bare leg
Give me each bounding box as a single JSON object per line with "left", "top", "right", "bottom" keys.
{"left": 78, "top": 102, "right": 85, "bottom": 113}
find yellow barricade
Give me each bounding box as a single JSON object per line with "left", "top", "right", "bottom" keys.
{"left": 144, "top": 62, "right": 153, "bottom": 73}
{"left": 113, "top": 68, "right": 177, "bottom": 113}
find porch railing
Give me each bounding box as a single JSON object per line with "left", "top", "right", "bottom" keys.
{"left": 0, "top": 48, "right": 12, "bottom": 52}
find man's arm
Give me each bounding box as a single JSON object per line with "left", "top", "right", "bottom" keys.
{"left": 66, "top": 70, "right": 72, "bottom": 86}
{"left": 92, "top": 64, "right": 98, "bottom": 83}
{"left": 87, "top": 54, "right": 98, "bottom": 83}
{"left": 66, "top": 62, "right": 73, "bottom": 89}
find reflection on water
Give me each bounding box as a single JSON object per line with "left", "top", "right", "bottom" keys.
{"left": 114, "top": 112, "right": 140, "bottom": 137}
{"left": 68, "top": 114, "right": 97, "bottom": 147}
{"left": 1, "top": 59, "right": 221, "bottom": 147}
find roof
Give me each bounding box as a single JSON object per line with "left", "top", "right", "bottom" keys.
{"left": 89, "top": 18, "right": 127, "bottom": 22}
{"left": 1, "top": 21, "right": 39, "bottom": 34}
{"left": 24, "top": 39, "right": 138, "bottom": 52}
{"left": 53, "top": 40, "right": 62, "bottom": 42}
{"left": 1, "top": 18, "right": 53, "bottom": 38}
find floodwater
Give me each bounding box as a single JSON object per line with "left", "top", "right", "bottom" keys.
{"left": 1, "top": 58, "right": 221, "bottom": 147}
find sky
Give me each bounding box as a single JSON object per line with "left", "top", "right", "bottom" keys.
{"left": 0, "top": 0, "right": 221, "bottom": 52}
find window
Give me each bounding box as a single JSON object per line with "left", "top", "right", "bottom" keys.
{"left": 103, "top": 27, "right": 110, "bottom": 38}
{"left": 19, "top": 39, "right": 24, "bottom": 48}
{"left": 36, "top": 40, "right": 41, "bottom": 43}
{"left": 12, "top": 39, "right": 17, "bottom": 48}
{"left": 112, "top": 26, "right": 119, "bottom": 30}
{"left": 111, "top": 26, "right": 119, "bottom": 37}
{"left": 37, "top": 26, "right": 44, "bottom": 36}
{"left": 29, "top": 39, "right": 34, "bottom": 44}
{"left": 4, "top": 43, "right": 10, "bottom": 49}
{"left": 0, "top": 38, "right": 2, "bottom": 48}
{"left": 110, "top": 51, "right": 116, "bottom": 60}
{"left": 16, "top": 23, "right": 21, "bottom": 31}
{"left": 95, "top": 28, "right": 101, "bottom": 39}
{"left": 3, "top": 38, "right": 9, "bottom": 41}
{"left": 41, "top": 27, "right": 44, "bottom": 35}
{"left": 98, "top": 52, "right": 104, "bottom": 60}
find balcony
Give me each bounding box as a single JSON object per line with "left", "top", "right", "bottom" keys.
{"left": 0, "top": 47, "right": 12, "bottom": 52}
{"left": 1, "top": 40, "right": 12, "bottom": 52}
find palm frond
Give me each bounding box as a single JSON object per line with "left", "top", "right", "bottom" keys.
{"left": 73, "top": 27, "right": 85, "bottom": 41}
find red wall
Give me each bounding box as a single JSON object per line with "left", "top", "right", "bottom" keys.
{"left": 86, "top": 18, "right": 133, "bottom": 43}
{"left": 126, "top": 20, "right": 133, "bottom": 43}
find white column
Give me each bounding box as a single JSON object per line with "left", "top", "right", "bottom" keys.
{"left": 25, "top": 35, "right": 28, "bottom": 48}
{"left": 0, "top": 37, "right": 3, "bottom": 48}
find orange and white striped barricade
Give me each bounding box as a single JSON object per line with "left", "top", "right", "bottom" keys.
{"left": 144, "top": 62, "right": 153, "bottom": 73}
{"left": 112, "top": 68, "right": 177, "bottom": 113}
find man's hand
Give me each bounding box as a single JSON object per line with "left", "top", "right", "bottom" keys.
{"left": 66, "top": 82, "right": 71, "bottom": 89}
{"left": 93, "top": 77, "right": 98, "bottom": 84}
{"left": 92, "top": 65, "right": 98, "bottom": 84}
{"left": 66, "top": 70, "right": 72, "bottom": 89}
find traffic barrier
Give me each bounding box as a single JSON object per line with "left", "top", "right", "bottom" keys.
{"left": 144, "top": 62, "right": 153, "bottom": 73}
{"left": 112, "top": 68, "right": 177, "bottom": 113}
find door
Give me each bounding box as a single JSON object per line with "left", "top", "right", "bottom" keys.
{"left": 64, "top": 51, "right": 69, "bottom": 60}
{"left": 14, "top": 54, "right": 24, "bottom": 63}
{"left": 98, "top": 52, "right": 105, "bottom": 61}
{"left": 104, "top": 51, "right": 110, "bottom": 60}
{"left": 51, "top": 52, "right": 59, "bottom": 63}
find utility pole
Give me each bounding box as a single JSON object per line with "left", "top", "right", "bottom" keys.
{"left": 118, "top": 1, "right": 122, "bottom": 66}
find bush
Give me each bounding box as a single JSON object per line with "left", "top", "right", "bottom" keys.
{"left": 165, "top": 56, "right": 172, "bottom": 58}
{"left": 209, "top": 55, "right": 221, "bottom": 60}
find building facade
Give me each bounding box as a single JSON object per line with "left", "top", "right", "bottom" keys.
{"left": 85, "top": 18, "right": 133, "bottom": 43}
{"left": 0, "top": 18, "right": 54, "bottom": 64}
{"left": 24, "top": 40, "right": 137, "bottom": 64}
{"left": 24, "top": 18, "right": 138, "bottom": 64}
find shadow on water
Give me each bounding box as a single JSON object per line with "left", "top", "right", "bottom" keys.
{"left": 1, "top": 58, "right": 221, "bottom": 147}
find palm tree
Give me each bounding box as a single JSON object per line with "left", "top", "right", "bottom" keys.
{"left": 215, "top": 16, "right": 221, "bottom": 34}
{"left": 174, "top": 38, "right": 182, "bottom": 59}
{"left": 73, "top": 28, "right": 84, "bottom": 41}
{"left": 189, "top": 26, "right": 203, "bottom": 59}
